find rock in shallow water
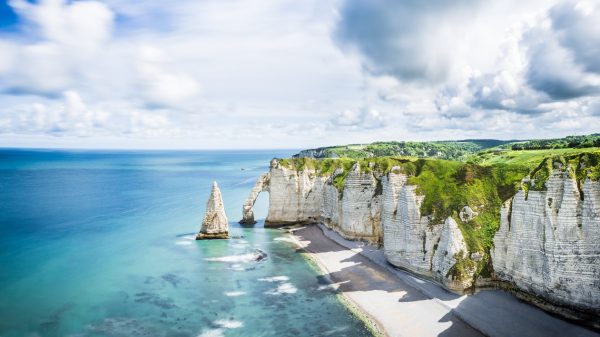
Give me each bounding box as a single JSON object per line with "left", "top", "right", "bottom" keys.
{"left": 197, "top": 181, "right": 229, "bottom": 240}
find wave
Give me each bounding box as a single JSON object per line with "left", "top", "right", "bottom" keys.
{"left": 197, "top": 328, "right": 224, "bottom": 337}
{"left": 197, "top": 319, "right": 243, "bottom": 337}
{"left": 223, "top": 291, "right": 246, "bottom": 297}
{"left": 175, "top": 234, "right": 196, "bottom": 246}
{"left": 258, "top": 275, "right": 289, "bottom": 282}
{"left": 265, "top": 282, "right": 298, "bottom": 295}
{"left": 214, "top": 319, "right": 243, "bottom": 329}
{"left": 273, "top": 237, "right": 297, "bottom": 244}
{"left": 204, "top": 249, "right": 267, "bottom": 263}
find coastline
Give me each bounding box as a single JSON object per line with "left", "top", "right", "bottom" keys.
{"left": 290, "top": 230, "right": 387, "bottom": 337}
{"left": 287, "top": 224, "right": 600, "bottom": 337}
{"left": 287, "top": 225, "right": 484, "bottom": 337}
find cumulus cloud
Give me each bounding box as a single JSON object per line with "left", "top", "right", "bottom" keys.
{"left": 525, "top": 1, "right": 600, "bottom": 100}
{"left": 330, "top": 108, "right": 386, "bottom": 130}
{"left": 335, "top": 0, "right": 481, "bottom": 84}
{"left": 1, "top": 0, "right": 115, "bottom": 95}
{"left": 1, "top": 0, "right": 599, "bottom": 148}
{"left": 136, "top": 45, "right": 200, "bottom": 108}
{"left": 334, "top": 0, "right": 600, "bottom": 136}
{"left": 5, "top": 91, "right": 110, "bottom": 136}
{"left": 550, "top": 1, "right": 600, "bottom": 74}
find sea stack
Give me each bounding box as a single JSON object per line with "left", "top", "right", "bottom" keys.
{"left": 197, "top": 181, "right": 229, "bottom": 240}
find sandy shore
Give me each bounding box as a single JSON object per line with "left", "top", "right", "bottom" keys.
{"left": 291, "top": 224, "right": 599, "bottom": 337}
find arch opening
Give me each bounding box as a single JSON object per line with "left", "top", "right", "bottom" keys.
{"left": 239, "top": 173, "right": 270, "bottom": 225}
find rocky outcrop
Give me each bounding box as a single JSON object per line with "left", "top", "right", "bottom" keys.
{"left": 492, "top": 168, "right": 600, "bottom": 322}
{"left": 240, "top": 173, "right": 270, "bottom": 225}
{"left": 197, "top": 181, "right": 228, "bottom": 240}
{"left": 432, "top": 217, "right": 473, "bottom": 291}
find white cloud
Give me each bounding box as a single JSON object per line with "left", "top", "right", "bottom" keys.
{"left": 0, "top": 0, "right": 599, "bottom": 149}
{"left": 136, "top": 45, "right": 200, "bottom": 108}
{"left": 331, "top": 108, "right": 386, "bottom": 130}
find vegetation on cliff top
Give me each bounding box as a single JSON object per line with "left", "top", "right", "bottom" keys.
{"left": 293, "top": 133, "right": 600, "bottom": 161}
{"left": 500, "top": 133, "right": 600, "bottom": 151}
{"left": 293, "top": 139, "right": 511, "bottom": 161}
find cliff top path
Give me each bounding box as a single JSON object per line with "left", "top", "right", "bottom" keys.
{"left": 292, "top": 224, "right": 599, "bottom": 337}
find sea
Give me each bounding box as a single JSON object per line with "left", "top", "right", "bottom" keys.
{"left": 0, "top": 149, "right": 372, "bottom": 337}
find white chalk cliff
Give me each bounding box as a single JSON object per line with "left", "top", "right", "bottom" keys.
{"left": 242, "top": 160, "right": 477, "bottom": 289}
{"left": 197, "top": 181, "right": 229, "bottom": 239}
{"left": 242, "top": 158, "right": 600, "bottom": 322}
{"left": 492, "top": 167, "right": 600, "bottom": 319}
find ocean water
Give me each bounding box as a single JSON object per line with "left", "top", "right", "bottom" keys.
{"left": 0, "top": 149, "right": 372, "bottom": 337}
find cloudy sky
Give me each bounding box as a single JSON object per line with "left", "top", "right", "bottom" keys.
{"left": 0, "top": 0, "right": 599, "bottom": 149}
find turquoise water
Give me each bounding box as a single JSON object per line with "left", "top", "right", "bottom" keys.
{"left": 0, "top": 149, "right": 372, "bottom": 337}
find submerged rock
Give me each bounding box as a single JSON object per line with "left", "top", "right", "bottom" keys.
{"left": 197, "top": 181, "right": 229, "bottom": 240}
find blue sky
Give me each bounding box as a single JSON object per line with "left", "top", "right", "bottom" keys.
{"left": 0, "top": 0, "right": 599, "bottom": 149}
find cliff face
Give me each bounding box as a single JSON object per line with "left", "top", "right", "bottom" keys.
{"left": 242, "top": 160, "right": 478, "bottom": 290}
{"left": 381, "top": 172, "right": 473, "bottom": 291}
{"left": 263, "top": 160, "right": 325, "bottom": 226}
{"left": 242, "top": 157, "right": 600, "bottom": 321}
{"left": 492, "top": 168, "right": 600, "bottom": 317}
{"left": 322, "top": 164, "right": 382, "bottom": 242}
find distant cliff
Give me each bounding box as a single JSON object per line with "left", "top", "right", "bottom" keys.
{"left": 242, "top": 153, "right": 600, "bottom": 326}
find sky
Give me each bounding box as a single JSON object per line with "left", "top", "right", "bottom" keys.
{"left": 0, "top": 0, "right": 599, "bottom": 149}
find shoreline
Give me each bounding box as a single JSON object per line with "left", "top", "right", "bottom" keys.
{"left": 290, "top": 231, "right": 387, "bottom": 337}
{"left": 287, "top": 225, "right": 484, "bottom": 337}
{"left": 287, "top": 224, "right": 600, "bottom": 337}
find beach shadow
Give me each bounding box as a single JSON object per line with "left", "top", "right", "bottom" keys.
{"left": 296, "top": 224, "right": 600, "bottom": 337}
{"left": 294, "top": 225, "right": 484, "bottom": 337}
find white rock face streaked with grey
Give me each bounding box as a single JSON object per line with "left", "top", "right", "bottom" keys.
{"left": 240, "top": 173, "right": 270, "bottom": 224}
{"left": 242, "top": 161, "right": 477, "bottom": 291}
{"left": 381, "top": 172, "right": 473, "bottom": 290}
{"left": 263, "top": 159, "right": 324, "bottom": 226}
{"left": 431, "top": 217, "right": 472, "bottom": 290}
{"left": 382, "top": 172, "right": 440, "bottom": 275}
{"left": 243, "top": 159, "right": 600, "bottom": 321}
{"left": 197, "top": 181, "right": 229, "bottom": 239}
{"left": 492, "top": 169, "right": 600, "bottom": 315}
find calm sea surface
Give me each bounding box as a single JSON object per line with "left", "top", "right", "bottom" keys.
{"left": 0, "top": 149, "right": 372, "bottom": 337}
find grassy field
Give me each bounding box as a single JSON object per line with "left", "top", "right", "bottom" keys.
{"left": 469, "top": 147, "right": 600, "bottom": 167}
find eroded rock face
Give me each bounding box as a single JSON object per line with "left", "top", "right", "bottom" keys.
{"left": 240, "top": 173, "right": 270, "bottom": 225}
{"left": 339, "top": 164, "right": 382, "bottom": 241}
{"left": 242, "top": 158, "right": 600, "bottom": 320}
{"left": 264, "top": 159, "right": 324, "bottom": 227}
{"left": 383, "top": 173, "right": 439, "bottom": 275}
{"left": 459, "top": 206, "right": 476, "bottom": 222}
{"left": 492, "top": 169, "right": 600, "bottom": 317}
{"left": 432, "top": 217, "right": 473, "bottom": 291}
{"left": 243, "top": 162, "right": 477, "bottom": 290}
{"left": 197, "top": 181, "right": 228, "bottom": 240}
{"left": 381, "top": 172, "right": 474, "bottom": 290}
{"left": 322, "top": 164, "right": 382, "bottom": 242}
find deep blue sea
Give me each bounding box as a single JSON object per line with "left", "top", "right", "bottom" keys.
{"left": 0, "top": 149, "right": 371, "bottom": 337}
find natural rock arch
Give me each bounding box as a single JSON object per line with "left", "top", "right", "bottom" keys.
{"left": 239, "top": 173, "right": 270, "bottom": 224}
